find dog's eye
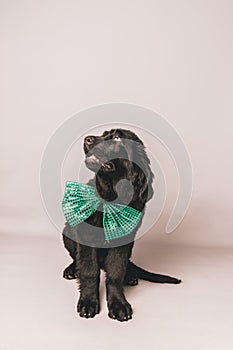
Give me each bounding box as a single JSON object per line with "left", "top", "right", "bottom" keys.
{"left": 113, "top": 135, "right": 121, "bottom": 141}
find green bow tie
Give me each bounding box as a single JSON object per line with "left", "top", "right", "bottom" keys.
{"left": 62, "top": 181, "right": 142, "bottom": 241}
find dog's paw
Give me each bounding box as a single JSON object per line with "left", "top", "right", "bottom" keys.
{"left": 124, "top": 275, "right": 138, "bottom": 286}
{"left": 63, "top": 262, "right": 77, "bottom": 280}
{"left": 124, "top": 268, "right": 138, "bottom": 286}
{"left": 77, "top": 298, "right": 100, "bottom": 318}
{"left": 108, "top": 301, "right": 133, "bottom": 322}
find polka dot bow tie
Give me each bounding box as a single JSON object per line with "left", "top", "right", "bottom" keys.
{"left": 62, "top": 181, "right": 142, "bottom": 241}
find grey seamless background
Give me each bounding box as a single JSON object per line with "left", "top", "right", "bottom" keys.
{"left": 1, "top": 1, "right": 233, "bottom": 350}
{"left": 1, "top": 0, "right": 232, "bottom": 247}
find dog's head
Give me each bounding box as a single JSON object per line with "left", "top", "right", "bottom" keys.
{"left": 84, "top": 128, "right": 154, "bottom": 204}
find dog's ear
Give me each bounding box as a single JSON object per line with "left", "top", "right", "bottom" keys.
{"left": 135, "top": 150, "right": 154, "bottom": 203}
{"left": 123, "top": 140, "right": 154, "bottom": 203}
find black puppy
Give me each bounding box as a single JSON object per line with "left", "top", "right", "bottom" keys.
{"left": 62, "top": 128, "right": 181, "bottom": 322}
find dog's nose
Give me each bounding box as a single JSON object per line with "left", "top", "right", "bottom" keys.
{"left": 84, "top": 136, "right": 95, "bottom": 146}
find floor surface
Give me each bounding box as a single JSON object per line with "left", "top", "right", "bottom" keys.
{"left": 1, "top": 234, "right": 233, "bottom": 350}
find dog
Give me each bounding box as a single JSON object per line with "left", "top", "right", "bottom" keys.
{"left": 62, "top": 128, "right": 181, "bottom": 322}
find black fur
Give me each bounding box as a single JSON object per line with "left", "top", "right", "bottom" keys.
{"left": 62, "top": 128, "right": 181, "bottom": 322}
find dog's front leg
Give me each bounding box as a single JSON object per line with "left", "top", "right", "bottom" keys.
{"left": 105, "top": 245, "right": 133, "bottom": 322}
{"left": 77, "top": 244, "right": 100, "bottom": 318}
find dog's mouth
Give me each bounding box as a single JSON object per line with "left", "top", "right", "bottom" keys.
{"left": 85, "top": 154, "right": 104, "bottom": 166}
{"left": 85, "top": 154, "right": 115, "bottom": 171}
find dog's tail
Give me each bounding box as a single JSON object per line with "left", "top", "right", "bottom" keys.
{"left": 129, "top": 261, "right": 181, "bottom": 284}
